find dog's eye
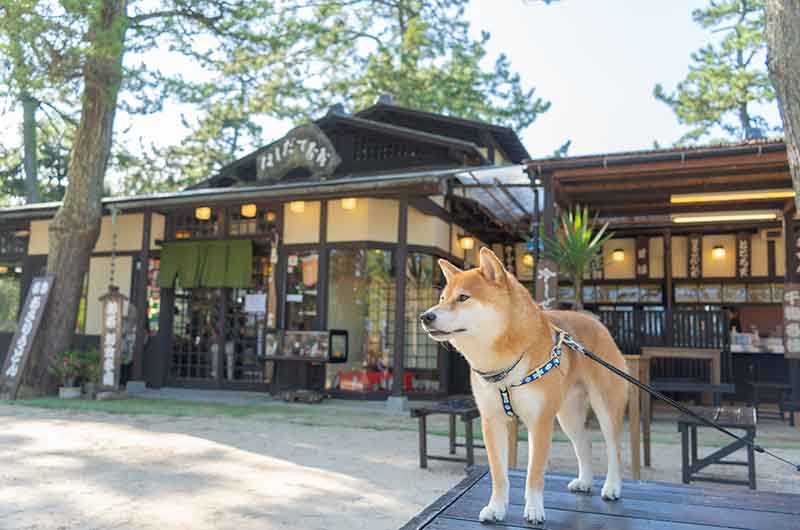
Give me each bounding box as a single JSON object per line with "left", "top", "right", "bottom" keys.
{"left": 458, "top": 294, "right": 470, "bottom": 303}
{"left": 439, "top": 295, "right": 445, "bottom": 303}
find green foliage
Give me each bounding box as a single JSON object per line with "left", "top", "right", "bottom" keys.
{"left": 545, "top": 205, "right": 613, "bottom": 309}
{"left": 654, "top": 0, "right": 779, "bottom": 143}
{"left": 48, "top": 348, "right": 101, "bottom": 386}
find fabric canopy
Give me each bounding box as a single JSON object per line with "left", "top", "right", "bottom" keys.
{"left": 158, "top": 240, "right": 252, "bottom": 288}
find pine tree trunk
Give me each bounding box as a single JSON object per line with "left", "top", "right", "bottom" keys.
{"left": 21, "top": 0, "right": 128, "bottom": 396}
{"left": 21, "top": 91, "right": 39, "bottom": 204}
{"left": 765, "top": 0, "right": 800, "bottom": 210}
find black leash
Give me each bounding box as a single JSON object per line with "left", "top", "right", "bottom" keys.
{"left": 576, "top": 344, "right": 800, "bottom": 473}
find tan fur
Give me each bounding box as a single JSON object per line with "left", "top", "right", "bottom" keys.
{"left": 422, "top": 248, "right": 628, "bottom": 524}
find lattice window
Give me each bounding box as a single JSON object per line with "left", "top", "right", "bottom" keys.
{"left": 173, "top": 210, "right": 220, "bottom": 239}
{"left": 170, "top": 287, "right": 220, "bottom": 380}
{"left": 353, "top": 135, "right": 419, "bottom": 162}
{"left": 404, "top": 254, "right": 443, "bottom": 371}
{"left": 228, "top": 205, "right": 278, "bottom": 236}
{"left": 0, "top": 231, "right": 28, "bottom": 256}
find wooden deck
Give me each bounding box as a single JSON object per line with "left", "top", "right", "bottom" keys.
{"left": 399, "top": 467, "right": 800, "bottom": 530}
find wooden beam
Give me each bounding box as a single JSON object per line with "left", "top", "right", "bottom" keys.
{"left": 392, "top": 196, "right": 409, "bottom": 397}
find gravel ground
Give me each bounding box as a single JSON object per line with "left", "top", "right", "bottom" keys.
{"left": 1, "top": 397, "right": 799, "bottom": 530}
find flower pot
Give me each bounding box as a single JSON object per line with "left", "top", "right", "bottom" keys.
{"left": 58, "top": 386, "right": 82, "bottom": 399}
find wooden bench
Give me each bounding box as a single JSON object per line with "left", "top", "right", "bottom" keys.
{"left": 745, "top": 380, "right": 794, "bottom": 424}
{"left": 678, "top": 406, "right": 757, "bottom": 490}
{"left": 410, "top": 398, "right": 519, "bottom": 470}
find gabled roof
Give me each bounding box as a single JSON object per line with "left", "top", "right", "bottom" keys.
{"left": 356, "top": 102, "right": 530, "bottom": 163}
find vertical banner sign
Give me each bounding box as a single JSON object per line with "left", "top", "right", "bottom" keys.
{"left": 688, "top": 234, "right": 702, "bottom": 279}
{"left": 536, "top": 258, "right": 558, "bottom": 310}
{"left": 0, "top": 275, "right": 55, "bottom": 400}
{"left": 590, "top": 251, "right": 604, "bottom": 280}
{"left": 795, "top": 232, "right": 800, "bottom": 275}
{"left": 99, "top": 286, "right": 127, "bottom": 391}
{"left": 736, "top": 233, "right": 751, "bottom": 279}
{"left": 783, "top": 283, "right": 800, "bottom": 359}
{"left": 636, "top": 236, "right": 649, "bottom": 279}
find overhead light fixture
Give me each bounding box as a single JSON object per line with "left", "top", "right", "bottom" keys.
{"left": 0, "top": 265, "right": 8, "bottom": 274}
{"left": 458, "top": 235, "right": 475, "bottom": 251}
{"left": 265, "top": 210, "right": 277, "bottom": 222}
{"left": 240, "top": 203, "right": 257, "bottom": 219}
{"left": 341, "top": 197, "right": 358, "bottom": 211}
{"left": 612, "top": 249, "right": 625, "bottom": 262}
{"left": 672, "top": 211, "right": 778, "bottom": 224}
{"left": 522, "top": 253, "right": 535, "bottom": 268}
{"left": 534, "top": 177, "right": 542, "bottom": 186}
{"left": 175, "top": 230, "right": 192, "bottom": 239}
{"left": 671, "top": 189, "right": 795, "bottom": 204}
{"left": 195, "top": 206, "right": 212, "bottom": 221}
{"left": 712, "top": 245, "right": 726, "bottom": 260}
{"left": 289, "top": 201, "right": 305, "bottom": 214}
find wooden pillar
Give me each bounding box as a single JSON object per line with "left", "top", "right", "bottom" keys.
{"left": 663, "top": 230, "right": 674, "bottom": 346}
{"left": 626, "top": 355, "right": 642, "bottom": 480}
{"left": 392, "top": 196, "right": 409, "bottom": 397}
{"left": 131, "top": 210, "right": 151, "bottom": 381}
{"left": 318, "top": 200, "right": 328, "bottom": 329}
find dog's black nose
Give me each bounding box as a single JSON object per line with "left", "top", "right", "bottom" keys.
{"left": 420, "top": 311, "right": 436, "bottom": 324}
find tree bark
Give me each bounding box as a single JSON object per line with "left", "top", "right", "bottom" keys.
{"left": 21, "top": 0, "right": 128, "bottom": 396}
{"left": 21, "top": 91, "right": 39, "bottom": 204}
{"left": 765, "top": 0, "right": 800, "bottom": 210}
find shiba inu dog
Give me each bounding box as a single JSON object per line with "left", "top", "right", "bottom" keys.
{"left": 420, "top": 247, "right": 628, "bottom": 524}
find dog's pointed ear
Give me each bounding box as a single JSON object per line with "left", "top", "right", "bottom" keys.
{"left": 479, "top": 247, "right": 507, "bottom": 284}
{"left": 438, "top": 259, "right": 462, "bottom": 283}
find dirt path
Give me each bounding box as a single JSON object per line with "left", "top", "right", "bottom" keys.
{"left": 1, "top": 401, "right": 799, "bottom": 530}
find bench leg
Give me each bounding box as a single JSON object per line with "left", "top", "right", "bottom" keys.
{"left": 680, "top": 424, "right": 690, "bottom": 485}
{"left": 690, "top": 425, "right": 698, "bottom": 466}
{"left": 465, "top": 419, "right": 474, "bottom": 469}
{"left": 418, "top": 415, "right": 428, "bottom": 469}
{"left": 747, "top": 430, "right": 757, "bottom": 490}
{"left": 449, "top": 414, "right": 456, "bottom": 455}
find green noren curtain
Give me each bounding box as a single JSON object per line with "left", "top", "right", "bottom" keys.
{"left": 158, "top": 241, "right": 252, "bottom": 289}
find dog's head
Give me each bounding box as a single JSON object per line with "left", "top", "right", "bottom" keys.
{"left": 420, "top": 247, "right": 535, "bottom": 362}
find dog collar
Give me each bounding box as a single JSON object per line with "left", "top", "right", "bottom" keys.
{"left": 472, "top": 351, "right": 525, "bottom": 384}
{"left": 499, "top": 330, "right": 567, "bottom": 418}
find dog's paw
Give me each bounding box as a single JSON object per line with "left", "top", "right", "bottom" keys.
{"left": 524, "top": 499, "right": 546, "bottom": 524}
{"left": 601, "top": 480, "right": 622, "bottom": 501}
{"left": 478, "top": 501, "right": 507, "bottom": 523}
{"left": 568, "top": 477, "right": 592, "bottom": 494}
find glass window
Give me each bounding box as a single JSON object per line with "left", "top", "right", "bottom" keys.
{"left": 173, "top": 209, "right": 220, "bottom": 239}
{"left": 146, "top": 258, "right": 161, "bottom": 335}
{"left": 0, "top": 264, "right": 21, "bottom": 332}
{"left": 327, "top": 249, "right": 395, "bottom": 392}
{"left": 404, "top": 253, "right": 444, "bottom": 393}
{"left": 229, "top": 205, "right": 278, "bottom": 236}
{"left": 285, "top": 250, "right": 319, "bottom": 330}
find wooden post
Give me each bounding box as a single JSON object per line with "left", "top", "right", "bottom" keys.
{"left": 99, "top": 285, "right": 128, "bottom": 392}
{"left": 663, "top": 230, "right": 674, "bottom": 346}
{"left": 626, "top": 355, "right": 642, "bottom": 480}
{"left": 131, "top": 210, "right": 151, "bottom": 381}
{"left": 392, "top": 196, "right": 409, "bottom": 396}
{"left": 507, "top": 418, "right": 519, "bottom": 470}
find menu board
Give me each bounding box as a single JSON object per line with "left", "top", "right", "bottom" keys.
{"left": 675, "top": 283, "right": 699, "bottom": 303}
{"left": 617, "top": 285, "right": 640, "bottom": 303}
{"left": 640, "top": 285, "right": 663, "bottom": 303}
{"left": 723, "top": 283, "right": 747, "bottom": 303}
{"left": 747, "top": 284, "right": 772, "bottom": 303}
{"left": 783, "top": 283, "right": 800, "bottom": 359}
{"left": 699, "top": 284, "right": 722, "bottom": 303}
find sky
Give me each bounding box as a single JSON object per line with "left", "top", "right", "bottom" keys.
{"left": 1, "top": 0, "right": 785, "bottom": 189}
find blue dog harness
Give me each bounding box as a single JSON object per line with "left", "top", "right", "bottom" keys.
{"left": 475, "top": 327, "right": 581, "bottom": 418}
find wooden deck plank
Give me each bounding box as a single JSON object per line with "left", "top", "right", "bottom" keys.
{"left": 456, "top": 489, "right": 797, "bottom": 530}
{"left": 397, "top": 468, "right": 487, "bottom": 530}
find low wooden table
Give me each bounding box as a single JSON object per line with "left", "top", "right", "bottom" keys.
{"left": 678, "top": 406, "right": 757, "bottom": 489}
{"left": 400, "top": 466, "right": 800, "bottom": 530}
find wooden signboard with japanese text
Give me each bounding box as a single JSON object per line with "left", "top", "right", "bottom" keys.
{"left": 688, "top": 234, "right": 702, "bottom": 279}
{"left": 636, "top": 236, "right": 649, "bottom": 279}
{"left": 0, "top": 275, "right": 55, "bottom": 400}
{"left": 99, "top": 286, "right": 127, "bottom": 391}
{"left": 783, "top": 283, "right": 800, "bottom": 359}
{"left": 736, "top": 232, "right": 751, "bottom": 279}
{"left": 256, "top": 123, "right": 341, "bottom": 182}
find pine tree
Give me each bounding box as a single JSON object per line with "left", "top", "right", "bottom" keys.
{"left": 654, "top": 0, "right": 779, "bottom": 143}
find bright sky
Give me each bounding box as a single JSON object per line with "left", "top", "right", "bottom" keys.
{"left": 2, "top": 0, "right": 785, "bottom": 189}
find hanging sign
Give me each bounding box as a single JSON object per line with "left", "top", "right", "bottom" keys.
{"left": 99, "top": 286, "right": 127, "bottom": 391}
{"left": 590, "top": 250, "right": 604, "bottom": 280}
{"left": 783, "top": 283, "right": 800, "bottom": 359}
{"left": 636, "top": 237, "right": 649, "bottom": 278}
{"left": 687, "top": 234, "right": 702, "bottom": 279}
{"left": 256, "top": 123, "right": 342, "bottom": 182}
{"left": 536, "top": 258, "right": 559, "bottom": 310}
{"left": 736, "top": 233, "right": 751, "bottom": 279}
{"left": 0, "top": 275, "right": 55, "bottom": 400}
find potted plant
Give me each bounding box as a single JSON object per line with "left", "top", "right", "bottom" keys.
{"left": 50, "top": 349, "right": 84, "bottom": 399}
{"left": 81, "top": 348, "right": 101, "bottom": 399}
{"left": 546, "top": 205, "right": 613, "bottom": 311}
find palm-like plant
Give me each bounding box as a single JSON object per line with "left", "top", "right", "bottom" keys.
{"left": 546, "top": 205, "right": 613, "bottom": 310}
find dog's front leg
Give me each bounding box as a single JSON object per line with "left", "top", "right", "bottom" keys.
{"left": 524, "top": 416, "right": 554, "bottom": 524}
{"left": 479, "top": 415, "right": 510, "bottom": 522}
